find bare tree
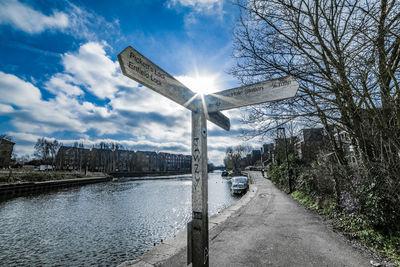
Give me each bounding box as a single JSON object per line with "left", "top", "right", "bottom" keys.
{"left": 34, "top": 138, "right": 50, "bottom": 163}
{"left": 233, "top": 0, "right": 400, "bottom": 230}
{"left": 92, "top": 142, "right": 125, "bottom": 173}
{"left": 34, "top": 138, "right": 60, "bottom": 166}
{"left": 224, "top": 144, "right": 252, "bottom": 172}
{"left": 49, "top": 139, "right": 60, "bottom": 167}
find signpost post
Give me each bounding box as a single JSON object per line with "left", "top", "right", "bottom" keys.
{"left": 118, "top": 45, "right": 299, "bottom": 267}
{"left": 261, "top": 146, "right": 264, "bottom": 175}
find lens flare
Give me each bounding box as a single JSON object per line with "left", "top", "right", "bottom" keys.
{"left": 177, "top": 74, "right": 219, "bottom": 95}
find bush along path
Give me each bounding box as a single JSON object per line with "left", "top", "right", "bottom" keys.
{"left": 267, "top": 158, "right": 400, "bottom": 266}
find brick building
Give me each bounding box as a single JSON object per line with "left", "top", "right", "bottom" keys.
{"left": 295, "top": 128, "right": 328, "bottom": 163}
{"left": 56, "top": 146, "right": 90, "bottom": 171}
{"left": 113, "top": 149, "right": 136, "bottom": 172}
{"left": 135, "top": 151, "right": 163, "bottom": 172}
{"left": 55, "top": 145, "right": 190, "bottom": 174}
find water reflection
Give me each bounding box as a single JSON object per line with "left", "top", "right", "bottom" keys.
{"left": 0, "top": 172, "right": 239, "bottom": 266}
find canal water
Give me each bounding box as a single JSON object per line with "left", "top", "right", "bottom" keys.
{"left": 0, "top": 172, "right": 238, "bottom": 266}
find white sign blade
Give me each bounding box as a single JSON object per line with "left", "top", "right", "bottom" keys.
{"left": 118, "top": 46, "right": 197, "bottom": 110}
{"left": 204, "top": 76, "right": 299, "bottom": 112}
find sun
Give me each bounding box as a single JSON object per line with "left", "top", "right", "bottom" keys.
{"left": 177, "top": 74, "right": 219, "bottom": 95}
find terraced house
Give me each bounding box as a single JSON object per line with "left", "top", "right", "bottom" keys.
{"left": 55, "top": 146, "right": 191, "bottom": 174}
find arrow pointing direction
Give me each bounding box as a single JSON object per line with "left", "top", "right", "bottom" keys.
{"left": 118, "top": 46, "right": 230, "bottom": 131}
{"left": 204, "top": 76, "right": 299, "bottom": 112}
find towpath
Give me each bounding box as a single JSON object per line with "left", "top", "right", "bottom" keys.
{"left": 157, "top": 171, "right": 374, "bottom": 266}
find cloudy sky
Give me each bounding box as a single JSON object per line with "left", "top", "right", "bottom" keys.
{"left": 0, "top": 0, "right": 263, "bottom": 165}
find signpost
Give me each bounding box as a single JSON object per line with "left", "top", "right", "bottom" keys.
{"left": 118, "top": 46, "right": 230, "bottom": 131}
{"left": 118, "top": 45, "right": 299, "bottom": 267}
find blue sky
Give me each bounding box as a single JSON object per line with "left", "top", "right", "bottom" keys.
{"left": 0, "top": 0, "right": 262, "bottom": 165}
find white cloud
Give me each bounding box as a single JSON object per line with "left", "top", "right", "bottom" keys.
{"left": 0, "top": 72, "right": 42, "bottom": 107}
{"left": 0, "top": 1, "right": 119, "bottom": 42}
{"left": 45, "top": 74, "right": 84, "bottom": 96}
{"left": 0, "top": 0, "right": 68, "bottom": 34}
{"left": 65, "top": 3, "right": 120, "bottom": 41}
{"left": 168, "top": 0, "right": 224, "bottom": 26}
{"left": 184, "top": 12, "right": 198, "bottom": 25}
{"left": 50, "top": 41, "right": 183, "bottom": 115}
{"left": 168, "top": 0, "right": 223, "bottom": 13}
{"left": 6, "top": 132, "right": 40, "bottom": 144}
{"left": 60, "top": 42, "right": 135, "bottom": 99}
{"left": 0, "top": 71, "right": 87, "bottom": 134}
{"left": 110, "top": 86, "right": 187, "bottom": 116}
{"left": 0, "top": 41, "right": 259, "bottom": 165}
{"left": 0, "top": 103, "right": 14, "bottom": 113}
{"left": 0, "top": 69, "right": 192, "bottom": 157}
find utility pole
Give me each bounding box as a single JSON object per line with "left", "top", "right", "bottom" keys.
{"left": 278, "top": 127, "right": 292, "bottom": 193}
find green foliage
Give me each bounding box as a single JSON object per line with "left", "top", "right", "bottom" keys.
{"left": 291, "top": 191, "right": 319, "bottom": 210}
{"left": 267, "top": 153, "right": 301, "bottom": 193}
{"left": 268, "top": 161, "right": 289, "bottom": 192}
{"left": 354, "top": 161, "right": 400, "bottom": 234}
{"left": 268, "top": 151, "right": 400, "bottom": 264}
{"left": 292, "top": 189, "right": 400, "bottom": 265}
{"left": 333, "top": 213, "right": 400, "bottom": 265}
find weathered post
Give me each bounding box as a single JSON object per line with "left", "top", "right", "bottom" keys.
{"left": 190, "top": 106, "right": 209, "bottom": 266}
{"left": 261, "top": 146, "right": 264, "bottom": 170}
{"left": 118, "top": 45, "right": 299, "bottom": 267}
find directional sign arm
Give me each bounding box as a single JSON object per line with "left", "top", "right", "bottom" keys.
{"left": 208, "top": 112, "right": 230, "bottom": 131}
{"left": 118, "top": 46, "right": 197, "bottom": 110}
{"left": 204, "top": 76, "right": 299, "bottom": 112}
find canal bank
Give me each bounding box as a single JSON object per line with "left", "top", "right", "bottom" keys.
{"left": 109, "top": 170, "right": 191, "bottom": 178}
{"left": 0, "top": 176, "right": 112, "bottom": 200}
{"left": 118, "top": 182, "right": 258, "bottom": 267}
{"left": 119, "top": 171, "right": 377, "bottom": 267}
{"left": 0, "top": 171, "right": 191, "bottom": 201}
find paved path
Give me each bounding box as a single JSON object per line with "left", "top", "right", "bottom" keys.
{"left": 250, "top": 170, "right": 269, "bottom": 185}
{"left": 160, "top": 171, "right": 373, "bottom": 266}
